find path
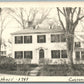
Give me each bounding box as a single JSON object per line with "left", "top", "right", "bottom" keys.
{"left": 29, "top": 66, "right": 42, "bottom": 76}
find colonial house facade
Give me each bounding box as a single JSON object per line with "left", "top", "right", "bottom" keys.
{"left": 11, "top": 28, "right": 84, "bottom": 64}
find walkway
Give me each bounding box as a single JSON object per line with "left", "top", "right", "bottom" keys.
{"left": 29, "top": 66, "right": 42, "bottom": 76}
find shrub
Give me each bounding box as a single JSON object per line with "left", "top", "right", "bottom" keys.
{"left": 39, "top": 58, "right": 52, "bottom": 65}
{"left": 0, "top": 56, "right": 17, "bottom": 70}
{"left": 16, "top": 64, "right": 38, "bottom": 71}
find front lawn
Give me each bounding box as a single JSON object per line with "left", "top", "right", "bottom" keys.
{"left": 39, "top": 64, "right": 84, "bottom": 76}
{"left": 0, "top": 64, "right": 38, "bottom": 76}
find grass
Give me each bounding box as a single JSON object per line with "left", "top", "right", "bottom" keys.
{"left": 39, "top": 64, "right": 84, "bottom": 76}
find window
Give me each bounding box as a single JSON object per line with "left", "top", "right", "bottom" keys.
{"left": 51, "top": 50, "right": 60, "bottom": 58}
{"left": 24, "top": 36, "right": 32, "bottom": 43}
{"left": 81, "top": 51, "right": 84, "bottom": 60}
{"left": 15, "top": 51, "right": 23, "bottom": 59}
{"left": 61, "top": 34, "right": 66, "bottom": 42}
{"left": 61, "top": 50, "right": 67, "bottom": 58}
{"left": 75, "top": 42, "right": 81, "bottom": 47}
{"left": 24, "top": 51, "right": 32, "bottom": 59}
{"left": 37, "top": 35, "right": 46, "bottom": 43}
{"left": 51, "top": 34, "right": 66, "bottom": 42}
{"left": 15, "top": 36, "right": 23, "bottom": 44}
{"left": 75, "top": 51, "right": 80, "bottom": 60}
{"left": 51, "top": 34, "right": 60, "bottom": 42}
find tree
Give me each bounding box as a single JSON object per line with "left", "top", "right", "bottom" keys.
{"left": 0, "top": 8, "right": 11, "bottom": 55}
{"left": 57, "top": 7, "right": 84, "bottom": 67}
{"left": 10, "top": 8, "right": 51, "bottom": 29}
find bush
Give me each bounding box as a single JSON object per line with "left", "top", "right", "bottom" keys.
{"left": 16, "top": 64, "right": 38, "bottom": 71}
{"left": 0, "top": 56, "right": 17, "bottom": 70}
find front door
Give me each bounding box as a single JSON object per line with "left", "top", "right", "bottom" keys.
{"left": 39, "top": 49, "right": 44, "bottom": 64}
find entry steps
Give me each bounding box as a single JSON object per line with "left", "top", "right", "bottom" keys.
{"left": 29, "top": 66, "right": 42, "bottom": 76}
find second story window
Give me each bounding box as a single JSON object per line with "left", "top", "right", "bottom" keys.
{"left": 15, "top": 36, "right": 23, "bottom": 44}
{"left": 51, "top": 34, "right": 60, "bottom": 42}
{"left": 60, "top": 34, "right": 66, "bottom": 42}
{"left": 24, "top": 36, "right": 32, "bottom": 43}
{"left": 75, "top": 42, "right": 81, "bottom": 47}
{"left": 37, "top": 35, "right": 46, "bottom": 43}
{"left": 51, "top": 34, "right": 66, "bottom": 43}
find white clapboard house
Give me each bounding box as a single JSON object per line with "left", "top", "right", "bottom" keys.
{"left": 11, "top": 27, "right": 84, "bottom": 64}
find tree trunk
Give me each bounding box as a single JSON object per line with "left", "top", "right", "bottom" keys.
{"left": 0, "top": 34, "right": 2, "bottom": 56}
{"left": 66, "top": 32, "right": 74, "bottom": 67}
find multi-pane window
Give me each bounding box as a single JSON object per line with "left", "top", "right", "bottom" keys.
{"left": 75, "top": 42, "right": 81, "bottom": 47}
{"left": 60, "top": 34, "right": 66, "bottom": 42}
{"left": 75, "top": 51, "right": 80, "bottom": 60}
{"left": 37, "top": 35, "right": 46, "bottom": 43}
{"left": 51, "top": 50, "right": 67, "bottom": 58}
{"left": 51, "top": 50, "right": 60, "bottom": 58}
{"left": 51, "top": 34, "right": 60, "bottom": 42}
{"left": 15, "top": 36, "right": 23, "bottom": 44}
{"left": 81, "top": 51, "right": 84, "bottom": 60}
{"left": 24, "top": 51, "right": 32, "bottom": 59}
{"left": 51, "top": 34, "right": 66, "bottom": 42}
{"left": 15, "top": 51, "right": 23, "bottom": 59}
{"left": 24, "top": 36, "right": 32, "bottom": 43}
{"left": 61, "top": 50, "right": 67, "bottom": 58}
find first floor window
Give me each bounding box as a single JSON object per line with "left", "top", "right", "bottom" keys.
{"left": 24, "top": 51, "right": 32, "bottom": 59}
{"left": 75, "top": 51, "right": 80, "bottom": 60}
{"left": 51, "top": 50, "right": 60, "bottom": 58}
{"left": 61, "top": 50, "right": 67, "bottom": 58}
{"left": 15, "top": 51, "right": 23, "bottom": 59}
{"left": 81, "top": 51, "right": 84, "bottom": 60}
{"left": 15, "top": 36, "right": 23, "bottom": 44}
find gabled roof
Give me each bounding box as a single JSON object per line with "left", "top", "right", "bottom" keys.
{"left": 11, "top": 27, "right": 63, "bottom": 35}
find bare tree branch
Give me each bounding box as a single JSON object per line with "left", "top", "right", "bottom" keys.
{"left": 72, "top": 7, "right": 77, "bottom": 14}
{"left": 57, "top": 7, "right": 65, "bottom": 16}
{"left": 57, "top": 8, "right": 66, "bottom": 32}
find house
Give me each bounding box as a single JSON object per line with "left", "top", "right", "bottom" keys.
{"left": 11, "top": 28, "right": 83, "bottom": 64}
{"left": 73, "top": 32, "right": 84, "bottom": 64}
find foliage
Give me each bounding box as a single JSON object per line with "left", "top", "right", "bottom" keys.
{"left": 39, "top": 58, "right": 52, "bottom": 65}
{"left": 39, "top": 64, "right": 84, "bottom": 76}
{"left": 0, "top": 56, "right": 17, "bottom": 70}
{"left": 17, "top": 64, "right": 38, "bottom": 71}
